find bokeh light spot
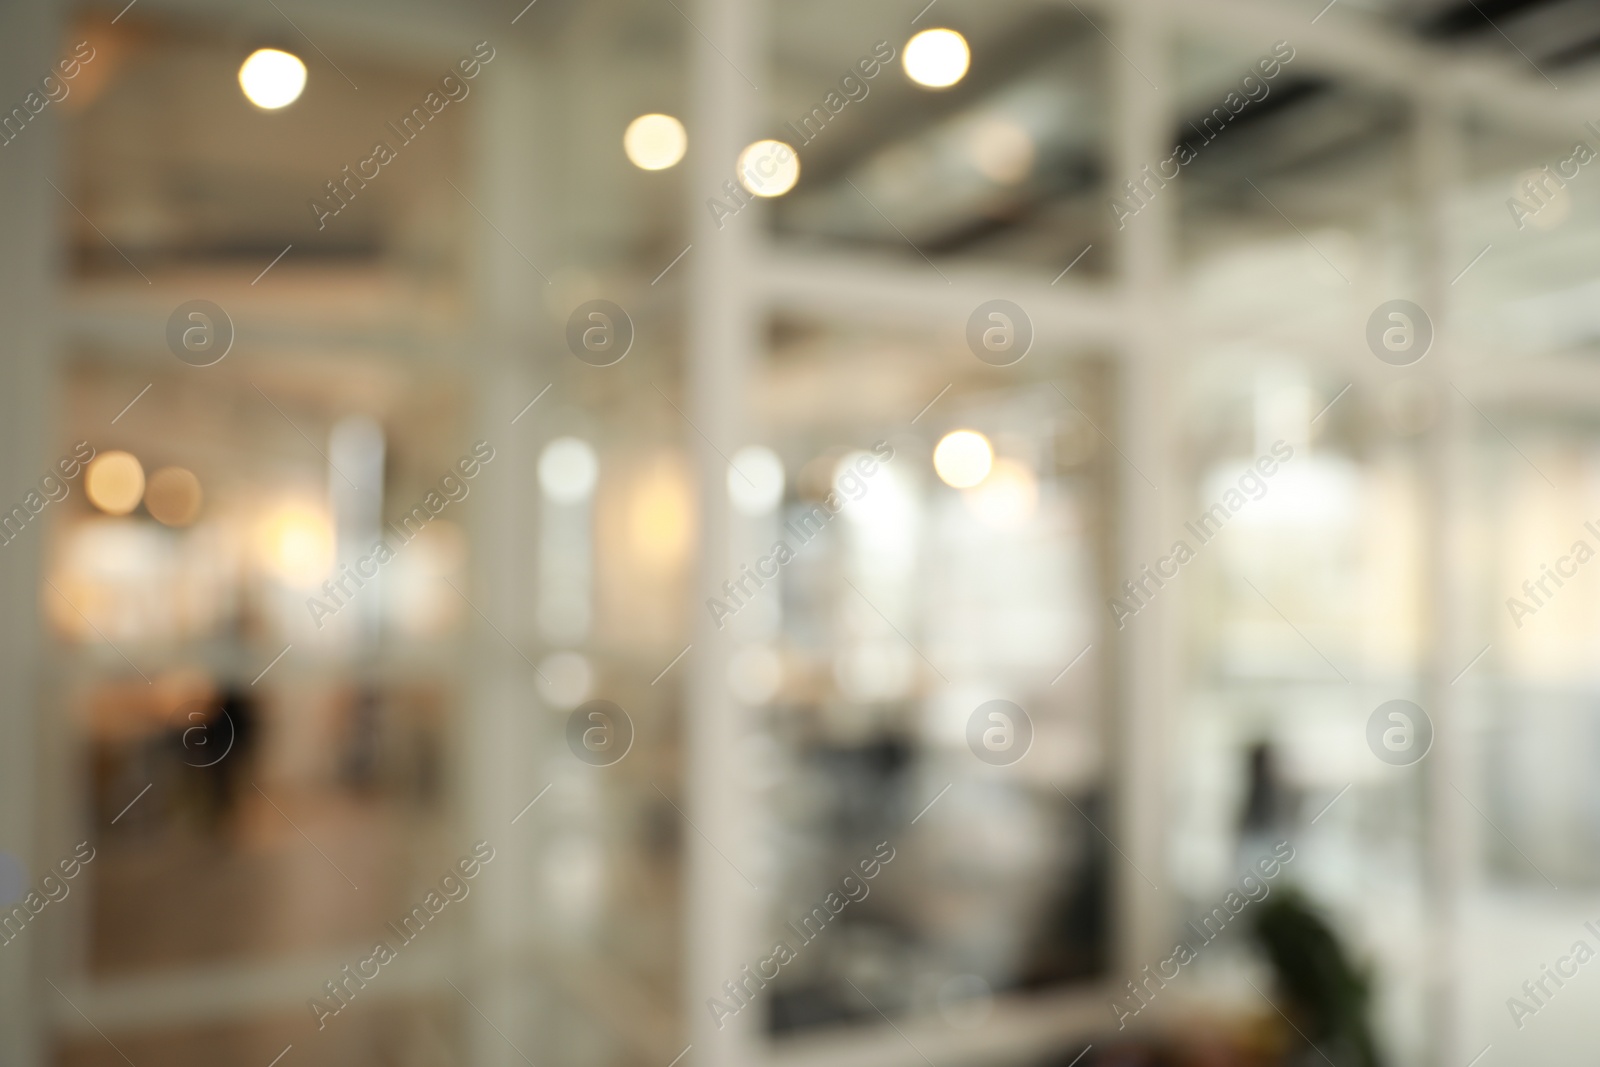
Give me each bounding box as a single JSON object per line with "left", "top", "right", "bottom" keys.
{"left": 904, "top": 29, "right": 970, "bottom": 89}
{"left": 238, "top": 48, "right": 307, "bottom": 110}
{"left": 736, "top": 140, "right": 800, "bottom": 198}
{"left": 624, "top": 113, "right": 688, "bottom": 170}
{"left": 145, "top": 467, "right": 203, "bottom": 527}
{"left": 85, "top": 451, "right": 145, "bottom": 516}
{"left": 933, "top": 430, "right": 993, "bottom": 489}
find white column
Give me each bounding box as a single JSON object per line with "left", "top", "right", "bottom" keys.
{"left": 0, "top": 2, "right": 63, "bottom": 1064}
{"left": 1110, "top": 0, "right": 1176, "bottom": 977}
{"left": 461, "top": 43, "right": 551, "bottom": 1067}
{"left": 685, "top": 0, "right": 764, "bottom": 1062}
{"left": 1414, "top": 88, "right": 1467, "bottom": 1067}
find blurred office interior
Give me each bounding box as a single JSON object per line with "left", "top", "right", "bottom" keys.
{"left": 1, "top": 0, "right": 1599, "bottom": 1064}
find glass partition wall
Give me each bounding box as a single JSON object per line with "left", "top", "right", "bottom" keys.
{"left": 1442, "top": 108, "right": 1600, "bottom": 1065}
{"left": 6, "top": 1, "right": 1600, "bottom": 1066}
{"left": 21, "top": 4, "right": 699, "bottom": 1065}
{"left": 1164, "top": 35, "right": 1437, "bottom": 1065}
{"left": 744, "top": 320, "right": 1118, "bottom": 1039}
{"left": 688, "top": 3, "right": 1130, "bottom": 1065}
{"left": 688, "top": 4, "right": 1600, "bottom": 1067}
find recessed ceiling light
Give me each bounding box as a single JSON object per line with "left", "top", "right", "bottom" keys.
{"left": 933, "top": 430, "right": 993, "bottom": 488}
{"left": 736, "top": 139, "right": 800, "bottom": 198}
{"left": 85, "top": 451, "right": 145, "bottom": 516}
{"left": 624, "top": 113, "right": 688, "bottom": 170}
{"left": 904, "top": 29, "right": 970, "bottom": 89}
{"left": 239, "top": 48, "right": 307, "bottom": 110}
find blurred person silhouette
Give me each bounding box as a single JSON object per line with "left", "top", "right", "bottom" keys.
{"left": 1238, "top": 739, "right": 1296, "bottom": 868}
{"left": 171, "top": 685, "right": 258, "bottom": 833}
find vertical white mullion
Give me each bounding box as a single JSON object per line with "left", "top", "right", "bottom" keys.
{"left": 463, "top": 43, "right": 550, "bottom": 1067}
{"left": 686, "top": 0, "right": 764, "bottom": 1065}
{"left": 1109, "top": 0, "right": 1175, "bottom": 978}
{"left": 1414, "top": 89, "right": 1467, "bottom": 1067}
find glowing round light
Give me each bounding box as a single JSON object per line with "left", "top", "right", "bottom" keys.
{"left": 258, "top": 501, "right": 333, "bottom": 588}
{"left": 903, "top": 29, "right": 970, "bottom": 89}
{"left": 539, "top": 437, "right": 599, "bottom": 503}
{"left": 736, "top": 139, "right": 800, "bottom": 198}
{"left": 238, "top": 48, "right": 307, "bottom": 110}
{"left": 728, "top": 446, "right": 785, "bottom": 515}
{"left": 970, "top": 118, "right": 1034, "bottom": 184}
{"left": 963, "top": 457, "right": 1038, "bottom": 529}
{"left": 144, "top": 467, "right": 203, "bottom": 527}
{"left": 623, "top": 113, "right": 687, "bottom": 171}
{"left": 85, "top": 451, "right": 145, "bottom": 516}
{"left": 933, "top": 430, "right": 993, "bottom": 489}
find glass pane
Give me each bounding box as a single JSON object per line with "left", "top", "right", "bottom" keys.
{"left": 1172, "top": 36, "right": 1432, "bottom": 1064}
{"left": 736, "top": 314, "right": 1115, "bottom": 1039}
{"left": 1449, "top": 108, "right": 1600, "bottom": 1064}
{"left": 767, "top": 0, "right": 1111, "bottom": 278}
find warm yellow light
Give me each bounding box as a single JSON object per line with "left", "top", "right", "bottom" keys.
{"left": 736, "top": 139, "right": 800, "bottom": 198}
{"left": 258, "top": 501, "right": 333, "bottom": 588}
{"left": 629, "top": 459, "right": 694, "bottom": 569}
{"left": 624, "top": 113, "right": 687, "bottom": 170}
{"left": 963, "top": 458, "right": 1038, "bottom": 528}
{"left": 145, "top": 467, "right": 203, "bottom": 527}
{"left": 904, "top": 29, "right": 970, "bottom": 89}
{"left": 933, "top": 430, "right": 993, "bottom": 489}
{"left": 239, "top": 48, "right": 307, "bottom": 110}
{"left": 85, "top": 451, "right": 145, "bottom": 516}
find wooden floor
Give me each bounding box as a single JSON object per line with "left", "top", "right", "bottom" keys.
{"left": 56, "top": 998, "right": 464, "bottom": 1067}
{"left": 90, "top": 787, "right": 454, "bottom": 975}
